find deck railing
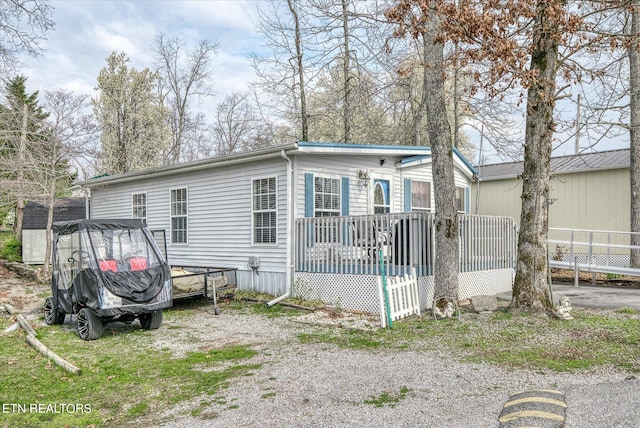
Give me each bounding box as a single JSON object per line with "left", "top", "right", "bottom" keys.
{"left": 295, "top": 213, "right": 518, "bottom": 276}
{"left": 548, "top": 228, "right": 640, "bottom": 280}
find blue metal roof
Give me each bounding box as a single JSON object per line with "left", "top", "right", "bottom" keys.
{"left": 297, "top": 141, "right": 431, "bottom": 152}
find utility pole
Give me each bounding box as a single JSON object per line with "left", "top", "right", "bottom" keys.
{"left": 575, "top": 93, "right": 581, "bottom": 154}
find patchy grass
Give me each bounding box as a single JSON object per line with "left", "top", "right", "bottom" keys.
{"left": 297, "top": 331, "right": 383, "bottom": 349}
{"left": 0, "top": 316, "right": 260, "bottom": 427}
{"left": 295, "top": 308, "right": 640, "bottom": 373}
{"left": 2, "top": 297, "right": 640, "bottom": 426}
{"left": 364, "top": 386, "right": 411, "bottom": 408}
{"left": 616, "top": 307, "right": 638, "bottom": 315}
{"left": 226, "top": 292, "right": 304, "bottom": 318}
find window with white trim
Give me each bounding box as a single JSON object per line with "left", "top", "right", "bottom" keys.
{"left": 411, "top": 180, "right": 431, "bottom": 211}
{"left": 374, "top": 179, "right": 390, "bottom": 214}
{"left": 170, "top": 188, "right": 188, "bottom": 244}
{"left": 456, "top": 186, "right": 467, "bottom": 213}
{"left": 314, "top": 177, "right": 340, "bottom": 217}
{"left": 314, "top": 176, "right": 340, "bottom": 243}
{"left": 252, "top": 177, "right": 277, "bottom": 244}
{"left": 132, "top": 193, "right": 147, "bottom": 219}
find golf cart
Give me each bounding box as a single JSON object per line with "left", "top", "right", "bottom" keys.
{"left": 45, "top": 219, "right": 172, "bottom": 340}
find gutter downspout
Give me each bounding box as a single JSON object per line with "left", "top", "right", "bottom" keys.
{"left": 83, "top": 187, "right": 91, "bottom": 219}
{"left": 268, "top": 150, "right": 294, "bottom": 306}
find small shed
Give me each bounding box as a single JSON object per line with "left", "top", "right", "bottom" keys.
{"left": 22, "top": 198, "right": 86, "bottom": 264}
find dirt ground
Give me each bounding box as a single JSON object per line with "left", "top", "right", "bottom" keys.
{"left": 0, "top": 264, "right": 50, "bottom": 314}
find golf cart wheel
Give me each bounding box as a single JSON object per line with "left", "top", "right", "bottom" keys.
{"left": 77, "top": 308, "right": 103, "bottom": 341}
{"left": 139, "top": 311, "right": 162, "bottom": 330}
{"left": 44, "top": 297, "right": 65, "bottom": 325}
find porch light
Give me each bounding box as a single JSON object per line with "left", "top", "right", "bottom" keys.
{"left": 357, "top": 169, "right": 370, "bottom": 186}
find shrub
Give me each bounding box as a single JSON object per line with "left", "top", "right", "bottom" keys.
{"left": 0, "top": 235, "right": 22, "bottom": 262}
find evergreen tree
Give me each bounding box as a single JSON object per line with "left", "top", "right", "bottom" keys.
{"left": 93, "top": 52, "right": 169, "bottom": 175}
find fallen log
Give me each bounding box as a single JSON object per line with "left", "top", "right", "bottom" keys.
{"left": 16, "top": 314, "right": 37, "bottom": 337}
{"left": 3, "top": 303, "right": 17, "bottom": 315}
{"left": 26, "top": 335, "right": 82, "bottom": 375}
{"left": 4, "top": 303, "right": 82, "bottom": 375}
{"left": 240, "top": 297, "right": 317, "bottom": 312}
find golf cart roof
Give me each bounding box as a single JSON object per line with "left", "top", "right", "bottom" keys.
{"left": 52, "top": 219, "right": 146, "bottom": 235}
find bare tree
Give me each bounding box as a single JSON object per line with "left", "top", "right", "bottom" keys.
{"left": 287, "top": 0, "right": 309, "bottom": 141}
{"left": 252, "top": 0, "right": 314, "bottom": 141}
{"left": 31, "top": 90, "right": 96, "bottom": 271}
{"left": 0, "top": 0, "right": 54, "bottom": 80}
{"left": 387, "top": 0, "right": 460, "bottom": 311}
{"left": 152, "top": 33, "right": 218, "bottom": 164}
{"left": 213, "top": 92, "right": 254, "bottom": 155}
{"left": 629, "top": 0, "right": 640, "bottom": 266}
{"left": 212, "top": 91, "right": 274, "bottom": 156}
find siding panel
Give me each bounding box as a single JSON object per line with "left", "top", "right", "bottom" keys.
{"left": 90, "top": 158, "right": 289, "bottom": 287}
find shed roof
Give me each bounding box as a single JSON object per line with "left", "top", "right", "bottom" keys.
{"left": 23, "top": 198, "right": 86, "bottom": 229}
{"left": 476, "top": 149, "right": 630, "bottom": 181}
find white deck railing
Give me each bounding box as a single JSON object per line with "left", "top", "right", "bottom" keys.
{"left": 548, "top": 228, "right": 640, "bottom": 280}
{"left": 295, "top": 213, "right": 518, "bottom": 276}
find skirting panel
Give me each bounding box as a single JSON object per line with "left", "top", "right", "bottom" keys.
{"left": 294, "top": 273, "right": 380, "bottom": 314}
{"left": 296, "top": 268, "right": 514, "bottom": 314}
{"left": 236, "top": 270, "right": 287, "bottom": 297}
{"left": 458, "top": 268, "right": 515, "bottom": 300}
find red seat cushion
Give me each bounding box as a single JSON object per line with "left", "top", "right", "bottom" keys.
{"left": 99, "top": 260, "right": 118, "bottom": 272}
{"left": 129, "top": 257, "right": 147, "bottom": 271}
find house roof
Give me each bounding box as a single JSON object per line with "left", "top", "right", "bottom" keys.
{"left": 81, "top": 142, "right": 478, "bottom": 187}
{"left": 23, "top": 198, "right": 86, "bottom": 229}
{"left": 476, "top": 149, "right": 630, "bottom": 181}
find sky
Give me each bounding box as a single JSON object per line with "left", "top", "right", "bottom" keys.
{"left": 18, "top": 0, "right": 264, "bottom": 114}
{"left": 15, "top": 0, "right": 631, "bottom": 165}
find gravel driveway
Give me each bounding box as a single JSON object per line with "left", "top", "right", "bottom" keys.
{"left": 147, "top": 304, "right": 635, "bottom": 428}
{"left": 2, "top": 263, "right": 637, "bottom": 428}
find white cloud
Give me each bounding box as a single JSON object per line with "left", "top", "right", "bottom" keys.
{"left": 15, "top": 0, "right": 263, "bottom": 114}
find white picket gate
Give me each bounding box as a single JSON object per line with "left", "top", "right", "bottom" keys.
{"left": 377, "top": 268, "right": 420, "bottom": 328}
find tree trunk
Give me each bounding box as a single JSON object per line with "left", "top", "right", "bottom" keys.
{"left": 423, "top": 1, "right": 459, "bottom": 309}
{"left": 44, "top": 165, "right": 57, "bottom": 275}
{"left": 630, "top": 0, "right": 640, "bottom": 268}
{"left": 510, "top": 1, "right": 559, "bottom": 314}
{"left": 341, "top": 0, "right": 351, "bottom": 143}
{"left": 14, "top": 103, "right": 29, "bottom": 243}
{"left": 288, "top": 0, "right": 308, "bottom": 142}
{"left": 411, "top": 36, "right": 429, "bottom": 147}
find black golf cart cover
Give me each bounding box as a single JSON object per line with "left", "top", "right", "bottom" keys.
{"left": 52, "top": 219, "right": 170, "bottom": 309}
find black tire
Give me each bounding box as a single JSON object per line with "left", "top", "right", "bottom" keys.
{"left": 77, "top": 308, "right": 103, "bottom": 340}
{"left": 44, "top": 297, "right": 65, "bottom": 325}
{"left": 139, "top": 311, "right": 162, "bottom": 330}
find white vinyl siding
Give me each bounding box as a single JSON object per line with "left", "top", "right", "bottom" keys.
{"left": 170, "top": 188, "right": 188, "bottom": 244}
{"left": 253, "top": 177, "right": 277, "bottom": 244}
{"left": 88, "top": 157, "right": 289, "bottom": 278}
